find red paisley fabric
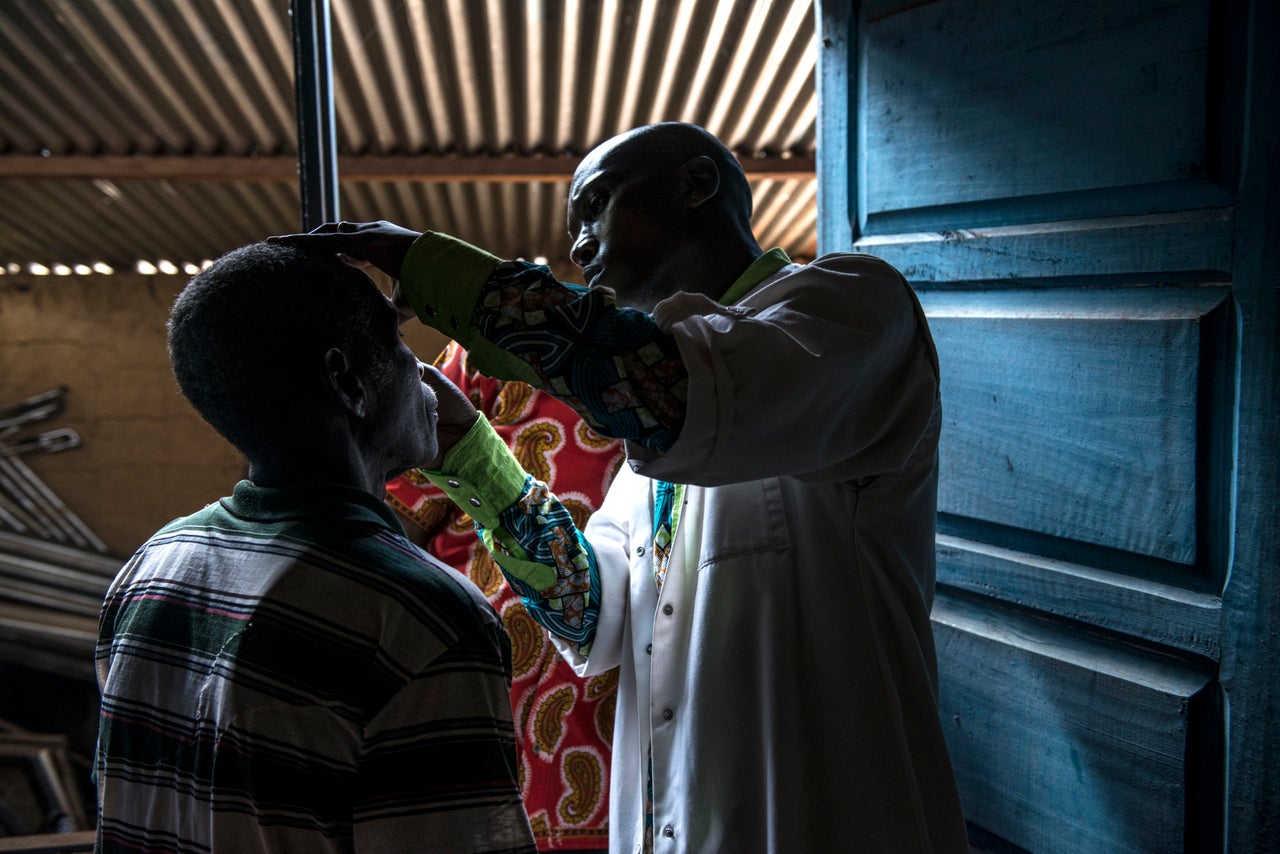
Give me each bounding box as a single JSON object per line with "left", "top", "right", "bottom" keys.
{"left": 387, "top": 342, "right": 625, "bottom": 851}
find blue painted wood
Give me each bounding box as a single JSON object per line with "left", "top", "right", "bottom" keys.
{"left": 936, "top": 534, "right": 1221, "bottom": 659}
{"left": 816, "top": 0, "right": 855, "bottom": 252}
{"left": 820, "top": 0, "right": 1278, "bottom": 847}
{"left": 858, "top": 208, "right": 1235, "bottom": 285}
{"left": 920, "top": 287, "right": 1226, "bottom": 566}
{"left": 860, "top": 0, "right": 1213, "bottom": 219}
{"left": 1218, "top": 0, "right": 1280, "bottom": 847}
{"left": 933, "top": 592, "right": 1216, "bottom": 854}
{"left": 862, "top": 178, "right": 1234, "bottom": 236}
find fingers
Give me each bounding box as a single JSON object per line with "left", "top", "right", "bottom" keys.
{"left": 305, "top": 220, "right": 366, "bottom": 234}
{"left": 265, "top": 221, "right": 419, "bottom": 279}
{"left": 269, "top": 220, "right": 363, "bottom": 243}
{"left": 420, "top": 365, "right": 480, "bottom": 439}
{"left": 266, "top": 231, "right": 361, "bottom": 257}
{"left": 266, "top": 231, "right": 337, "bottom": 246}
{"left": 420, "top": 365, "right": 475, "bottom": 409}
{"left": 338, "top": 253, "right": 374, "bottom": 270}
{"left": 312, "top": 221, "right": 363, "bottom": 234}
{"left": 307, "top": 220, "right": 383, "bottom": 234}
{"left": 419, "top": 363, "right": 448, "bottom": 387}
{"left": 390, "top": 281, "right": 417, "bottom": 325}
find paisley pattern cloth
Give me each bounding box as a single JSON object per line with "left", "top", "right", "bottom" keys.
{"left": 386, "top": 342, "right": 625, "bottom": 852}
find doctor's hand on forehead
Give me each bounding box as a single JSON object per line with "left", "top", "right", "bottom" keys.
{"left": 269, "top": 220, "right": 422, "bottom": 281}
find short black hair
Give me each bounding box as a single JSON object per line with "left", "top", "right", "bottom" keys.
{"left": 167, "top": 242, "right": 391, "bottom": 461}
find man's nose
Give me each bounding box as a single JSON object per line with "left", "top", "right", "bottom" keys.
{"left": 570, "top": 234, "right": 598, "bottom": 268}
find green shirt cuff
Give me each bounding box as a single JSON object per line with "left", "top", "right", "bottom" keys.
{"left": 399, "top": 232, "right": 497, "bottom": 347}
{"left": 399, "top": 232, "right": 543, "bottom": 387}
{"left": 421, "top": 415, "right": 527, "bottom": 532}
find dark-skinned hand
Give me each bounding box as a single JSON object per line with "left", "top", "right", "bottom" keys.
{"left": 421, "top": 363, "right": 479, "bottom": 468}
{"left": 269, "top": 220, "right": 424, "bottom": 323}
{"left": 269, "top": 220, "right": 422, "bottom": 281}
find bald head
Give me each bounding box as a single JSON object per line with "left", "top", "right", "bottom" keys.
{"left": 571, "top": 123, "right": 755, "bottom": 227}
{"left": 566, "top": 124, "right": 763, "bottom": 312}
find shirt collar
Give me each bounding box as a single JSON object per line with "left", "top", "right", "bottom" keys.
{"left": 719, "top": 247, "right": 792, "bottom": 306}
{"left": 221, "top": 479, "right": 405, "bottom": 533}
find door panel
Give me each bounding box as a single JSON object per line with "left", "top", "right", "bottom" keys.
{"left": 934, "top": 593, "right": 1218, "bottom": 853}
{"left": 923, "top": 287, "right": 1225, "bottom": 566}
{"left": 934, "top": 534, "right": 1221, "bottom": 661}
{"left": 857, "top": 210, "right": 1234, "bottom": 299}
{"left": 860, "top": 0, "right": 1229, "bottom": 228}
{"left": 816, "top": 0, "right": 1277, "bottom": 849}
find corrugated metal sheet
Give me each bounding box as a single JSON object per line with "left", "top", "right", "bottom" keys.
{"left": 0, "top": 0, "right": 818, "bottom": 275}
{"left": 326, "top": 0, "right": 817, "bottom": 156}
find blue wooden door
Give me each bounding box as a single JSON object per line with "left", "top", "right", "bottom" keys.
{"left": 816, "top": 1, "right": 1279, "bottom": 850}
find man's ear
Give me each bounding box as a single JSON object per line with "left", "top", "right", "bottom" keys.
{"left": 325, "top": 346, "right": 368, "bottom": 419}
{"left": 678, "top": 156, "right": 720, "bottom": 208}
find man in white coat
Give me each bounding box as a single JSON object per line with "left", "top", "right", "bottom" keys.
{"left": 276, "top": 122, "right": 969, "bottom": 854}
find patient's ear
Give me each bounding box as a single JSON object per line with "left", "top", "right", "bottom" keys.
{"left": 325, "top": 346, "right": 368, "bottom": 419}
{"left": 678, "top": 155, "right": 720, "bottom": 209}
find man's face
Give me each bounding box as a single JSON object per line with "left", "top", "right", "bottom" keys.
{"left": 359, "top": 287, "right": 439, "bottom": 480}
{"left": 566, "top": 145, "right": 686, "bottom": 313}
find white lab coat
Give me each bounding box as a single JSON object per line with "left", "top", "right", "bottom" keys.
{"left": 555, "top": 254, "right": 969, "bottom": 853}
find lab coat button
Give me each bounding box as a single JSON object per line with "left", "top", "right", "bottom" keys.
{"left": 662, "top": 603, "right": 673, "bottom": 615}
{"left": 662, "top": 825, "right": 674, "bottom": 838}
{"left": 645, "top": 643, "right": 652, "bottom": 654}
{"left": 636, "top": 545, "right": 645, "bottom": 556}
{"left": 662, "top": 708, "right": 673, "bottom": 721}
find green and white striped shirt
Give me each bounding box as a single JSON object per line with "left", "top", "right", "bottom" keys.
{"left": 95, "top": 480, "right": 535, "bottom": 853}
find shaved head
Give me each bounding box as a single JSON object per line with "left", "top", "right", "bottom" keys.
{"left": 572, "top": 123, "right": 755, "bottom": 227}
{"left": 565, "top": 123, "right": 763, "bottom": 311}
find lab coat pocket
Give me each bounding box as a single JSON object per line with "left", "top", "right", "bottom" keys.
{"left": 698, "top": 477, "right": 790, "bottom": 568}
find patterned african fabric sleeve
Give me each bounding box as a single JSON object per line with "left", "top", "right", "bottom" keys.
{"left": 400, "top": 230, "right": 688, "bottom": 452}
{"left": 422, "top": 414, "right": 601, "bottom": 654}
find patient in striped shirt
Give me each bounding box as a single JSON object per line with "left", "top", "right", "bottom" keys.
{"left": 94, "top": 243, "right": 535, "bottom": 853}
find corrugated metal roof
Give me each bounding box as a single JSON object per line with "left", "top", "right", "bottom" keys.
{"left": 0, "top": 0, "right": 818, "bottom": 277}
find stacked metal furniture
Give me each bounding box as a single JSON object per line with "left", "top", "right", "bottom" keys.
{"left": 0, "top": 389, "right": 116, "bottom": 842}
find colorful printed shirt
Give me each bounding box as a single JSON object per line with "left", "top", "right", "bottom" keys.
{"left": 95, "top": 480, "right": 535, "bottom": 854}
{"left": 387, "top": 342, "right": 624, "bottom": 851}
{"left": 399, "top": 237, "right": 790, "bottom": 652}
{"left": 396, "top": 233, "right": 726, "bottom": 452}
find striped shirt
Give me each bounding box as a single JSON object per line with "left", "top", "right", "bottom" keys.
{"left": 94, "top": 479, "right": 536, "bottom": 853}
